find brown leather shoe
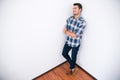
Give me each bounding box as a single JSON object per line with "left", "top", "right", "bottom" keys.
{"left": 71, "top": 68, "right": 78, "bottom": 75}
{"left": 66, "top": 69, "right": 72, "bottom": 75}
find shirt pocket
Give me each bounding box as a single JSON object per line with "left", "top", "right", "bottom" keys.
{"left": 77, "top": 22, "right": 83, "bottom": 28}
{"left": 74, "top": 23, "right": 80, "bottom": 33}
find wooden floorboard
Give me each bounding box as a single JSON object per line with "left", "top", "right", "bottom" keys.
{"left": 33, "top": 62, "right": 97, "bottom": 80}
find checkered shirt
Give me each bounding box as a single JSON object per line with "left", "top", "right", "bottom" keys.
{"left": 65, "top": 16, "right": 86, "bottom": 47}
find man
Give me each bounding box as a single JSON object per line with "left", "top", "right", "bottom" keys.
{"left": 62, "top": 3, "right": 86, "bottom": 75}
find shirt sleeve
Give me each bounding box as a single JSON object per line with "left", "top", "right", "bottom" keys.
{"left": 65, "top": 18, "right": 69, "bottom": 30}
{"left": 75, "top": 20, "right": 86, "bottom": 38}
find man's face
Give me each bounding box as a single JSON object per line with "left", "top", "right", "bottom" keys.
{"left": 73, "top": 6, "right": 81, "bottom": 15}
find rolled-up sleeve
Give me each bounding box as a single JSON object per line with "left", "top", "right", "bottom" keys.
{"left": 75, "top": 20, "right": 86, "bottom": 38}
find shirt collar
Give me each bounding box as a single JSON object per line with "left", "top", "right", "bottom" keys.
{"left": 73, "top": 15, "right": 82, "bottom": 21}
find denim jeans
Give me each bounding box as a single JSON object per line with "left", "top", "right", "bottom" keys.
{"left": 62, "top": 42, "right": 80, "bottom": 69}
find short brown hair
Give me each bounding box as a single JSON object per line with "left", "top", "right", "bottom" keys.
{"left": 73, "top": 3, "right": 82, "bottom": 9}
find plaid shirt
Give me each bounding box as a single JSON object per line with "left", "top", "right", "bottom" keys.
{"left": 65, "top": 16, "right": 86, "bottom": 47}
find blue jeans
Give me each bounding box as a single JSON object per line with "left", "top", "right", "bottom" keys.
{"left": 62, "top": 42, "right": 80, "bottom": 69}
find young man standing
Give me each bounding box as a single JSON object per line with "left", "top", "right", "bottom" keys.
{"left": 62, "top": 3, "right": 86, "bottom": 75}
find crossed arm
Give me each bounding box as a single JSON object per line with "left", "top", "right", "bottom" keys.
{"left": 63, "top": 28, "right": 77, "bottom": 38}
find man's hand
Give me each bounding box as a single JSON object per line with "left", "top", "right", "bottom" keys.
{"left": 67, "top": 31, "right": 77, "bottom": 38}
{"left": 63, "top": 28, "right": 67, "bottom": 33}
{"left": 63, "top": 28, "right": 77, "bottom": 38}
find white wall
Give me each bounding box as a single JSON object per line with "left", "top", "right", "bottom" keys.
{"left": 0, "top": 0, "right": 120, "bottom": 80}
{"left": 0, "top": 0, "right": 78, "bottom": 80}
{"left": 77, "top": 0, "right": 120, "bottom": 80}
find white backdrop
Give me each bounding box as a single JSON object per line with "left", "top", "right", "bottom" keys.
{"left": 0, "top": 0, "right": 78, "bottom": 80}
{"left": 78, "top": 0, "right": 120, "bottom": 80}
{"left": 0, "top": 0, "right": 120, "bottom": 80}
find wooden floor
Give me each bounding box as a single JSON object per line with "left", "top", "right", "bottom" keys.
{"left": 33, "top": 62, "right": 96, "bottom": 80}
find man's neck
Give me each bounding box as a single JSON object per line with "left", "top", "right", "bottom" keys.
{"left": 74, "top": 14, "right": 81, "bottom": 20}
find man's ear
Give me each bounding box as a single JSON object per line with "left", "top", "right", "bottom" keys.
{"left": 79, "top": 9, "right": 82, "bottom": 12}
